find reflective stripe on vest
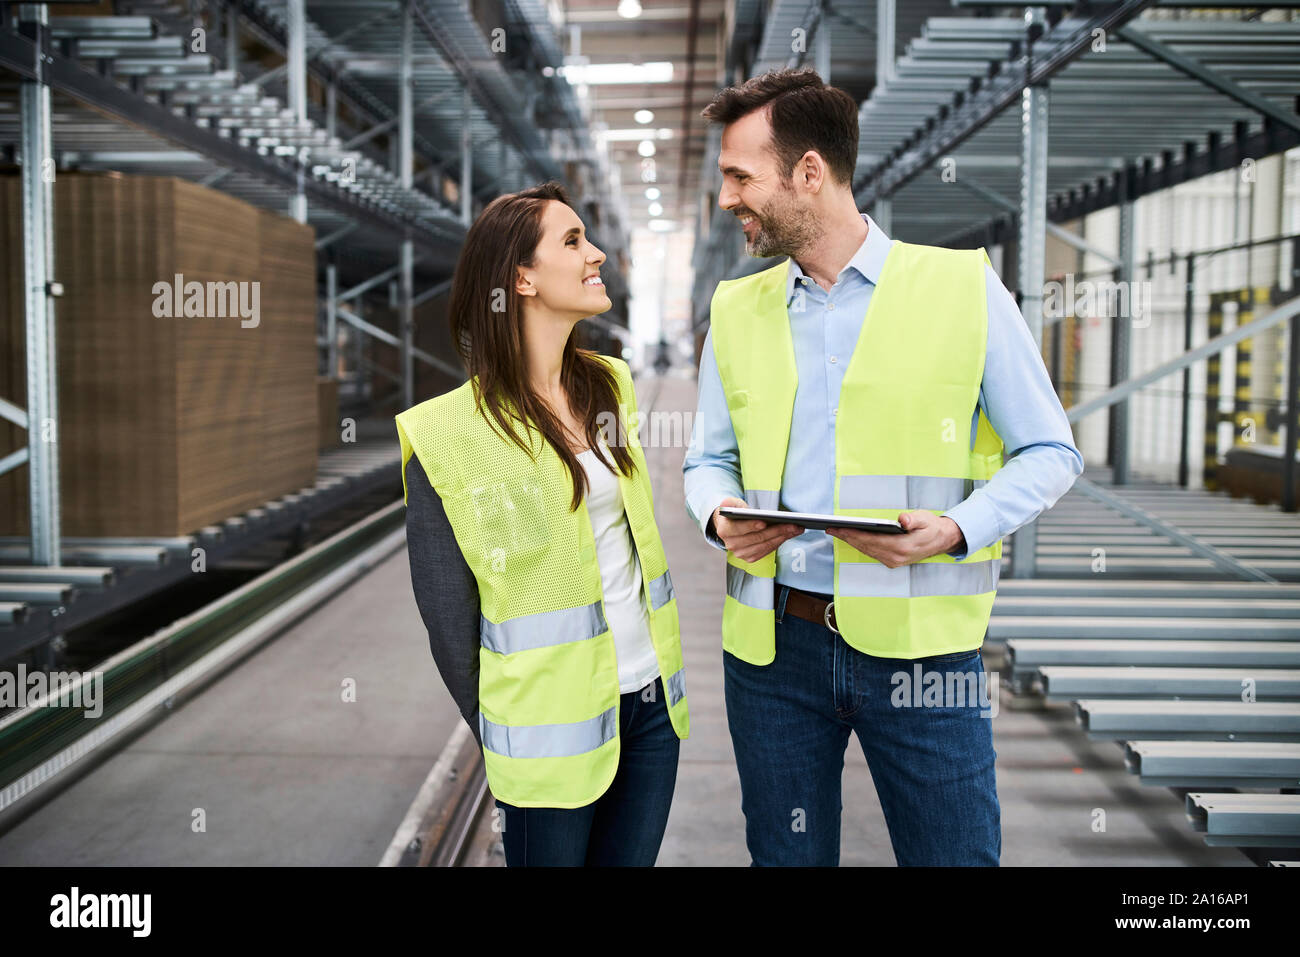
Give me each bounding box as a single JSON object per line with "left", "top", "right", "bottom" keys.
{"left": 839, "top": 558, "right": 1001, "bottom": 599}
{"left": 480, "top": 600, "right": 608, "bottom": 656}
{"left": 665, "top": 666, "right": 686, "bottom": 706}
{"left": 647, "top": 569, "right": 675, "bottom": 611}
{"left": 727, "top": 563, "right": 773, "bottom": 609}
{"left": 723, "top": 487, "right": 780, "bottom": 610}
{"left": 481, "top": 706, "right": 617, "bottom": 759}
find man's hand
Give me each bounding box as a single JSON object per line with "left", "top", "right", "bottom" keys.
{"left": 826, "top": 511, "right": 965, "bottom": 568}
{"left": 712, "top": 497, "right": 803, "bottom": 564}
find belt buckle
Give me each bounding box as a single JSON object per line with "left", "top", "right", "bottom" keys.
{"left": 823, "top": 600, "right": 840, "bottom": 635}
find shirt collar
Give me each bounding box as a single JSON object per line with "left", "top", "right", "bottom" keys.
{"left": 785, "top": 212, "right": 892, "bottom": 303}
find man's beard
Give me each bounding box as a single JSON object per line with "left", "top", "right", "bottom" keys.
{"left": 744, "top": 188, "right": 823, "bottom": 259}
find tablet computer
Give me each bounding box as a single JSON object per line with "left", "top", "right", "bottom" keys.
{"left": 717, "top": 507, "right": 907, "bottom": 534}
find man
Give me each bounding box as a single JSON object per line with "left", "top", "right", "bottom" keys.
{"left": 683, "top": 69, "right": 1084, "bottom": 866}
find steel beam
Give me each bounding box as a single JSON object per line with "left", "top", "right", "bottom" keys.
{"left": 336, "top": 306, "right": 462, "bottom": 378}
{"left": 853, "top": 0, "right": 1156, "bottom": 207}
{"left": 0, "top": 26, "right": 463, "bottom": 256}
{"left": 1115, "top": 24, "right": 1300, "bottom": 136}
{"left": 954, "top": 172, "right": 1120, "bottom": 266}
{"left": 1067, "top": 295, "right": 1300, "bottom": 424}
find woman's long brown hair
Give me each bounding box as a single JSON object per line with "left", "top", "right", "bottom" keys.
{"left": 448, "top": 181, "right": 635, "bottom": 511}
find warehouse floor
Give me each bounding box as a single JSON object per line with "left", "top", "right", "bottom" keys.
{"left": 0, "top": 375, "right": 1247, "bottom": 867}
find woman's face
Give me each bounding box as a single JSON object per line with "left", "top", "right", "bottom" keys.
{"left": 515, "top": 200, "right": 611, "bottom": 319}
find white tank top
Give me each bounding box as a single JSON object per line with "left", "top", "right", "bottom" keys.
{"left": 577, "top": 439, "right": 661, "bottom": 693}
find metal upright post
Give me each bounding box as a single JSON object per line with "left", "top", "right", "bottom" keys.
{"left": 1283, "top": 234, "right": 1300, "bottom": 512}
{"left": 326, "top": 257, "right": 339, "bottom": 379}
{"left": 399, "top": 0, "right": 414, "bottom": 409}
{"left": 498, "top": 136, "right": 507, "bottom": 196}
{"left": 1283, "top": 310, "right": 1299, "bottom": 513}
{"left": 815, "top": 0, "right": 831, "bottom": 82}
{"left": 1009, "top": 8, "right": 1048, "bottom": 579}
{"left": 225, "top": 2, "right": 238, "bottom": 75}
{"left": 1178, "top": 253, "right": 1195, "bottom": 487}
{"left": 286, "top": 0, "right": 306, "bottom": 122}
{"left": 286, "top": 0, "right": 307, "bottom": 223}
{"left": 874, "top": 199, "right": 891, "bottom": 234}
{"left": 460, "top": 87, "right": 473, "bottom": 227}
{"left": 876, "top": 0, "right": 896, "bottom": 90}
{"left": 1113, "top": 170, "right": 1136, "bottom": 485}
{"left": 19, "top": 4, "right": 60, "bottom": 567}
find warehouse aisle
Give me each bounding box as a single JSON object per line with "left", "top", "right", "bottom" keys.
{"left": 0, "top": 532, "right": 459, "bottom": 866}
{"left": 644, "top": 373, "right": 1244, "bottom": 867}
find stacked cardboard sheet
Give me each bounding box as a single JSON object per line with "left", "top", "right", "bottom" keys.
{"left": 0, "top": 173, "right": 318, "bottom": 538}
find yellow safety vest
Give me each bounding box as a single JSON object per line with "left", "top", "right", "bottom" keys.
{"left": 395, "top": 355, "right": 689, "bottom": 808}
{"left": 709, "top": 240, "right": 1005, "bottom": 664}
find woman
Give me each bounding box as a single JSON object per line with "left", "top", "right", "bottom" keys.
{"left": 395, "top": 182, "right": 689, "bottom": 867}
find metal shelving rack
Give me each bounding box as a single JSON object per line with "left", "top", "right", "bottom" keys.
{"left": 0, "top": 0, "right": 631, "bottom": 656}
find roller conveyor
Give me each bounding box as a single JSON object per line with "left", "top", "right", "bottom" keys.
{"left": 990, "top": 616, "right": 1300, "bottom": 641}
{"left": 993, "top": 596, "right": 1300, "bottom": 619}
{"left": 1009, "top": 639, "right": 1300, "bottom": 675}
{"left": 1039, "top": 667, "right": 1300, "bottom": 701}
{"left": 994, "top": 580, "right": 1300, "bottom": 600}
{"left": 1075, "top": 700, "right": 1300, "bottom": 742}
{"left": 1185, "top": 793, "right": 1300, "bottom": 848}
{"left": 1124, "top": 740, "right": 1300, "bottom": 788}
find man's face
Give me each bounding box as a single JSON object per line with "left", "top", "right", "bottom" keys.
{"left": 715, "top": 107, "right": 822, "bottom": 259}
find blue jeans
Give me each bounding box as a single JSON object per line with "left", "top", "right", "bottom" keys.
{"left": 493, "top": 675, "right": 680, "bottom": 866}
{"left": 724, "top": 586, "right": 1000, "bottom": 866}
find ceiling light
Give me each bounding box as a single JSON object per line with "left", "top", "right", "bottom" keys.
{"left": 634, "top": 110, "right": 654, "bottom": 124}
{"left": 648, "top": 220, "right": 676, "bottom": 232}
{"left": 599, "top": 128, "right": 675, "bottom": 141}
{"left": 638, "top": 140, "right": 655, "bottom": 157}
{"left": 644, "top": 187, "right": 660, "bottom": 200}
{"left": 648, "top": 202, "right": 663, "bottom": 216}
{"left": 618, "top": 0, "right": 642, "bottom": 18}
{"left": 559, "top": 62, "right": 673, "bottom": 85}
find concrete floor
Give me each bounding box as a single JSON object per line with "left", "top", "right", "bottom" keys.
{"left": 0, "top": 372, "right": 1250, "bottom": 866}
{"left": 0, "top": 540, "right": 461, "bottom": 866}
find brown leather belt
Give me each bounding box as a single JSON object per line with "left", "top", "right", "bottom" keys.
{"left": 781, "top": 585, "right": 840, "bottom": 634}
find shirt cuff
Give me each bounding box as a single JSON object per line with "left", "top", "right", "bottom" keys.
{"left": 941, "top": 499, "right": 1001, "bottom": 561}
{"left": 698, "top": 490, "right": 732, "bottom": 551}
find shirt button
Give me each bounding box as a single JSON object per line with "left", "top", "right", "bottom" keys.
{"left": 800, "top": 278, "right": 808, "bottom": 286}
{"left": 829, "top": 355, "right": 838, "bottom": 363}
{"left": 833, "top": 407, "right": 838, "bottom": 416}
{"left": 827, "top": 302, "right": 835, "bottom": 310}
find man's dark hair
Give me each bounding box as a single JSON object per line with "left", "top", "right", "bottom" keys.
{"left": 700, "top": 69, "right": 859, "bottom": 187}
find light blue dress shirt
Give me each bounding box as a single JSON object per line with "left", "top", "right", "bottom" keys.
{"left": 682, "top": 212, "right": 1084, "bottom": 594}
